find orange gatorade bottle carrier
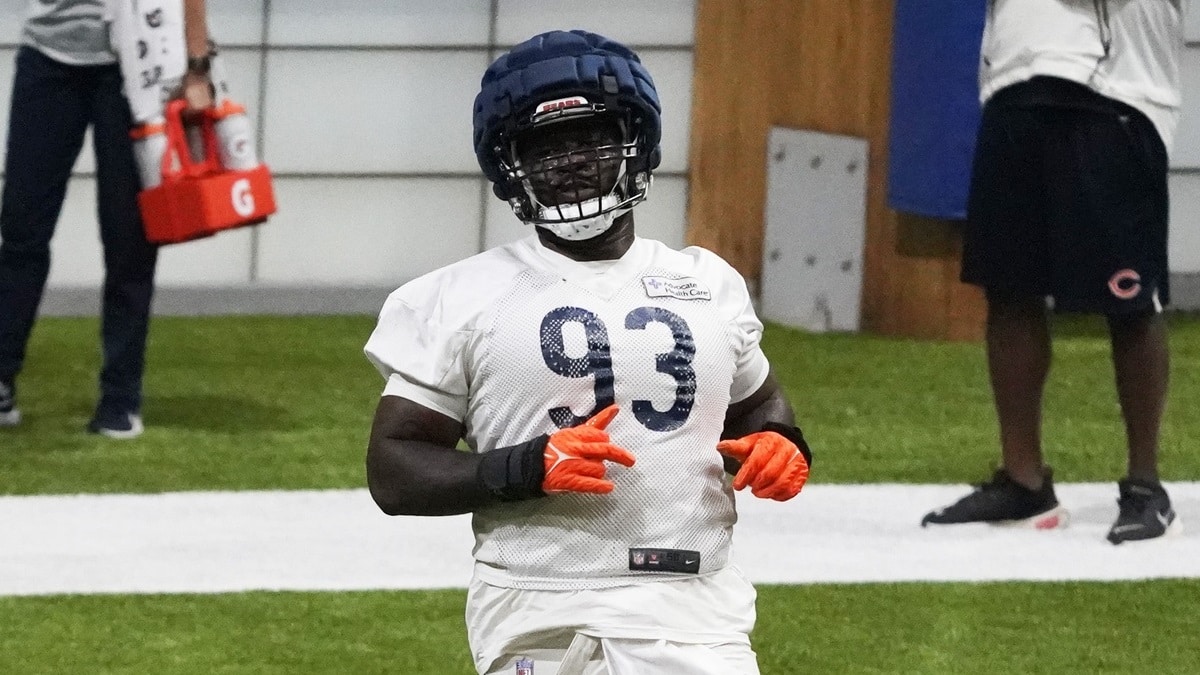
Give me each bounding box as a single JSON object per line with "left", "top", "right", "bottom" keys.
{"left": 136, "top": 99, "right": 277, "bottom": 245}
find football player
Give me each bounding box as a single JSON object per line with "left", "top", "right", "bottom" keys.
{"left": 364, "top": 30, "right": 813, "bottom": 675}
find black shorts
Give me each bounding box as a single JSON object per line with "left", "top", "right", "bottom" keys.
{"left": 961, "top": 78, "right": 1170, "bottom": 314}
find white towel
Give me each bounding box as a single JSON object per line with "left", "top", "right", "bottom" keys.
{"left": 108, "top": 0, "right": 186, "bottom": 124}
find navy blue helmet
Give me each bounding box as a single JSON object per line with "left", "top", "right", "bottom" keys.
{"left": 472, "top": 30, "right": 662, "bottom": 238}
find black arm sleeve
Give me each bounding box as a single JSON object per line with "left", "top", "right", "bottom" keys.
{"left": 476, "top": 435, "right": 550, "bottom": 501}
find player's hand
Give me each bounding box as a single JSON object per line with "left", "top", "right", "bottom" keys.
{"left": 182, "top": 71, "right": 215, "bottom": 113}
{"left": 543, "top": 405, "right": 636, "bottom": 494}
{"left": 717, "top": 427, "right": 811, "bottom": 501}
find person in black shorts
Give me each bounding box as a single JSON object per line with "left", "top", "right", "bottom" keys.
{"left": 922, "top": 0, "right": 1183, "bottom": 544}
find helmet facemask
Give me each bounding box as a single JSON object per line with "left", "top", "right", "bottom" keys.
{"left": 496, "top": 104, "right": 652, "bottom": 241}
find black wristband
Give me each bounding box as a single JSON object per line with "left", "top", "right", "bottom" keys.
{"left": 186, "top": 55, "right": 211, "bottom": 75}
{"left": 761, "top": 422, "right": 813, "bottom": 467}
{"left": 187, "top": 42, "right": 218, "bottom": 75}
{"left": 476, "top": 435, "right": 549, "bottom": 502}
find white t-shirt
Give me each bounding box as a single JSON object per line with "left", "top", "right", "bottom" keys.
{"left": 980, "top": 0, "right": 1182, "bottom": 151}
{"left": 22, "top": 0, "right": 114, "bottom": 66}
{"left": 364, "top": 235, "right": 771, "bottom": 590}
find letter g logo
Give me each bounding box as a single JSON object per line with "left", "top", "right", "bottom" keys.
{"left": 231, "top": 178, "right": 255, "bottom": 217}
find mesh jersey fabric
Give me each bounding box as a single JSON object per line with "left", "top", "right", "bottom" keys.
{"left": 365, "top": 235, "right": 770, "bottom": 590}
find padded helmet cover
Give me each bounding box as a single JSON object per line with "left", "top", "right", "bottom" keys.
{"left": 472, "top": 30, "right": 662, "bottom": 193}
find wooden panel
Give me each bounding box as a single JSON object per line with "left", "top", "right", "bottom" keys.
{"left": 687, "top": 0, "right": 985, "bottom": 340}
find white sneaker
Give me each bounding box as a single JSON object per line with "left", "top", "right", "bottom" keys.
{"left": 0, "top": 408, "right": 19, "bottom": 427}
{"left": 0, "top": 381, "right": 19, "bottom": 427}
{"left": 87, "top": 412, "right": 144, "bottom": 439}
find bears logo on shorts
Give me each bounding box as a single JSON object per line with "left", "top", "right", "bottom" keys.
{"left": 1108, "top": 269, "right": 1142, "bottom": 300}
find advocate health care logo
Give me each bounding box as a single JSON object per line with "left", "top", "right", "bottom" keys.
{"left": 641, "top": 276, "right": 712, "bottom": 301}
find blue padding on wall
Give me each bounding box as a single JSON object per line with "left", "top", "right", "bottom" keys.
{"left": 887, "top": 0, "right": 986, "bottom": 220}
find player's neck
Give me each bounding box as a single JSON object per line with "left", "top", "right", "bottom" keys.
{"left": 537, "top": 213, "right": 635, "bottom": 261}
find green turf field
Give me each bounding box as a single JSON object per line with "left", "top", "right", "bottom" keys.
{"left": 2, "top": 581, "right": 1198, "bottom": 674}
{"left": 3, "top": 314, "right": 1199, "bottom": 673}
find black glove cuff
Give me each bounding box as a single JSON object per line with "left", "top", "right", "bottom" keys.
{"left": 761, "top": 422, "right": 813, "bottom": 467}
{"left": 476, "top": 435, "right": 549, "bottom": 502}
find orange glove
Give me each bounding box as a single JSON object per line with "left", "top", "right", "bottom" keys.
{"left": 543, "top": 405, "right": 636, "bottom": 494}
{"left": 717, "top": 424, "right": 811, "bottom": 501}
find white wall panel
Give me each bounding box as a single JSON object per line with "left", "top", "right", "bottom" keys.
{"left": 483, "top": 176, "right": 689, "bottom": 252}
{"left": 1186, "top": 0, "right": 1200, "bottom": 43}
{"left": 214, "top": 50, "right": 263, "bottom": 129}
{"left": 0, "top": 48, "right": 15, "bottom": 174}
{"left": 208, "top": 0, "right": 266, "bottom": 47}
{"left": 0, "top": 50, "right": 259, "bottom": 177}
{"left": 46, "top": 179, "right": 104, "bottom": 286}
{"left": 638, "top": 50, "right": 693, "bottom": 174}
{"left": 495, "top": 0, "right": 696, "bottom": 46}
{"left": 633, "top": 176, "right": 689, "bottom": 250}
{"left": 256, "top": 177, "right": 481, "bottom": 285}
{"left": 483, "top": 187, "right": 530, "bottom": 250}
{"left": 268, "top": 0, "right": 491, "bottom": 46}
{"left": 0, "top": 5, "right": 24, "bottom": 45}
{"left": 1171, "top": 46, "right": 1200, "bottom": 168}
{"left": 261, "top": 51, "right": 486, "bottom": 173}
{"left": 18, "top": 4, "right": 699, "bottom": 300}
{"left": 42, "top": 180, "right": 257, "bottom": 288}
{"left": 1169, "top": 173, "right": 1200, "bottom": 273}
{"left": 156, "top": 228, "right": 254, "bottom": 286}
{"left": 73, "top": 129, "right": 96, "bottom": 175}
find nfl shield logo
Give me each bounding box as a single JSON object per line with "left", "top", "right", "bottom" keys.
{"left": 632, "top": 551, "right": 645, "bottom": 565}
{"left": 516, "top": 657, "right": 534, "bottom": 675}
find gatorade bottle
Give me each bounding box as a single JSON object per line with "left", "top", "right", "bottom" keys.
{"left": 130, "top": 120, "right": 168, "bottom": 189}
{"left": 211, "top": 100, "right": 259, "bottom": 170}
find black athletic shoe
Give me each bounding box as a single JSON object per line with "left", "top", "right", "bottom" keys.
{"left": 0, "top": 380, "right": 19, "bottom": 427}
{"left": 86, "top": 407, "right": 144, "bottom": 439}
{"left": 922, "top": 468, "right": 1068, "bottom": 529}
{"left": 1107, "top": 478, "right": 1182, "bottom": 545}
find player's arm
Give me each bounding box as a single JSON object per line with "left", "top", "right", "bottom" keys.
{"left": 723, "top": 371, "right": 794, "bottom": 440}
{"left": 366, "top": 396, "right": 635, "bottom": 516}
{"left": 366, "top": 395, "right": 482, "bottom": 516}
{"left": 180, "top": 0, "right": 214, "bottom": 112}
{"left": 721, "top": 370, "right": 794, "bottom": 475}
{"left": 718, "top": 370, "right": 813, "bottom": 501}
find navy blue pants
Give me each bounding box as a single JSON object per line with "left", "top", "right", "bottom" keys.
{"left": 0, "top": 47, "right": 158, "bottom": 413}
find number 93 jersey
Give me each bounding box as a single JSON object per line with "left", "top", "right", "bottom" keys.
{"left": 365, "top": 236, "right": 771, "bottom": 590}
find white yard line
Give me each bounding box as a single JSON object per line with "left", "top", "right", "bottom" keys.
{"left": 1, "top": 483, "right": 1198, "bottom": 597}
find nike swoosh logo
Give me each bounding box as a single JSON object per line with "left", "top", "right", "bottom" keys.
{"left": 1156, "top": 511, "right": 1172, "bottom": 527}
{"left": 684, "top": 559, "right": 698, "bottom": 566}
{"left": 1111, "top": 524, "right": 1144, "bottom": 534}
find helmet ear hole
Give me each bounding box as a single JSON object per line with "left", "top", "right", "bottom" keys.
{"left": 648, "top": 147, "right": 662, "bottom": 171}
{"left": 627, "top": 147, "right": 660, "bottom": 175}
{"left": 494, "top": 183, "right": 534, "bottom": 221}
{"left": 493, "top": 181, "right": 516, "bottom": 201}
{"left": 508, "top": 197, "right": 531, "bottom": 221}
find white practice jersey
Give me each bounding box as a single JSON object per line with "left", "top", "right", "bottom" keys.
{"left": 365, "top": 236, "right": 770, "bottom": 590}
